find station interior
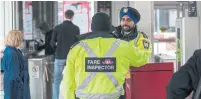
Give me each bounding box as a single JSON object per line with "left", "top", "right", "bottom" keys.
{"left": 0, "top": 1, "right": 200, "bottom": 99}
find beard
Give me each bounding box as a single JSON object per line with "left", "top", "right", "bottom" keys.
{"left": 122, "top": 25, "right": 134, "bottom": 32}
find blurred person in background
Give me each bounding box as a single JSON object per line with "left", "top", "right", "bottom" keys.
{"left": 51, "top": 9, "right": 80, "bottom": 99}
{"left": 38, "top": 21, "right": 55, "bottom": 55}
{"left": 1, "top": 30, "right": 30, "bottom": 99}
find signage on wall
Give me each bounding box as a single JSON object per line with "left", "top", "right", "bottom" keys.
{"left": 188, "top": 1, "right": 197, "bottom": 17}
{"left": 32, "top": 65, "right": 39, "bottom": 79}
{"left": 63, "top": 1, "right": 90, "bottom": 34}
{"left": 23, "top": 1, "right": 33, "bottom": 40}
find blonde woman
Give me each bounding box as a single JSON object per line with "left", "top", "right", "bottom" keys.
{"left": 1, "top": 30, "right": 30, "bottom": 99}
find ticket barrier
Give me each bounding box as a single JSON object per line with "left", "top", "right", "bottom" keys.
{"left": 126, "top": 62, "right": 174, "bottom": 99}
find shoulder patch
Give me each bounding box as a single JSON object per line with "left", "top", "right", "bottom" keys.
{"left": 142, "top": 40, "right": 150, "bottom": 49}
{"left": 70, "top": 41, "right": 80, "bottom": 49}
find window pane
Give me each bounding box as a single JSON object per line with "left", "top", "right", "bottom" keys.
{"left": 154, "top": 8, "right": 177, "bottom": 62}
{"left": 58, "top": 2, "right": 63, "bottom": 24}
{"left": 0, "top": 32, "right": 4, "bottom": 50}
{"left": 154, "top": 8, "right": 177, "bottom": 33}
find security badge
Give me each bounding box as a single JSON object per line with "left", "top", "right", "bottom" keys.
{"left": 143, "top": 40, "right": 150, "bottom": 49}
{"left": 123, "top": 8, "right": 128, "bottom": 13}
{"left": 85, "top": 57, "right": 116, "bottom": 72}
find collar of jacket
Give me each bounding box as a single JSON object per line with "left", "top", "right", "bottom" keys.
{"left": 115, "top": 25, "right": 138, "bottom": 39}
{"left": 6, "top": 46, "right": 17, "bottom": 50}
{"left": 63, "top": 20, "right": 73, "bottom": 24}
{"left": 5, "top": 46, "right": 22, "bottom": 54}
{"left": 76, "top": 31, "right": 115, "bottom": 41}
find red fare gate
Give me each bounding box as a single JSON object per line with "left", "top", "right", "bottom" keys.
{"left": 126, "top": 62, "right": 174, "bottom": 99}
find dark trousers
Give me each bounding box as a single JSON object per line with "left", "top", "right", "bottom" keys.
{"left": 119, "top": 82, "right": 126, "bottom": 99}
{"left": 119, "top": 95, "right": 126, "bottom": 99}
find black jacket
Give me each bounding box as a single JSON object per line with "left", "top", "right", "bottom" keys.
{"left": 38, "top": 29, "right": 54, "bottom": 55}
{"left": 167, "top": 49, "right": 201, "bottom": 99}
{"left": 45, "top": 30, "right": 55, "bottom": 55}
{"left": 50, "top": 20, "right": 80, "bottom": 59}
{"left": 71, "top": 31, "right": 114, "bottom": 52}
{"left": 75, "top": 31, "right": 115, "bottom": 42}
{"left": 113, "top": 25, "right": 138, "bottom": 41}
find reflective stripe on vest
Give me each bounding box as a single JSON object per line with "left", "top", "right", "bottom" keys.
{"left": 75, "top": 39, "right": 122, "bottom": 99}
{"left": 134, "top": 32, "right": 140, "bottom": 46}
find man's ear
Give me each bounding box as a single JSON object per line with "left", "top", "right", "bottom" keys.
{"left": 71, "top": 16, "right": 74, "bottom": 21}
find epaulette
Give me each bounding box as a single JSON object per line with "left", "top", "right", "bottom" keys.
{"left": 139, "top": 31, "right": 148, "bottom": 38}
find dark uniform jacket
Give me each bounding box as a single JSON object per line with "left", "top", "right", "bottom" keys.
{"left": 167, "top": 49, "right": 201, "bottom": 99}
